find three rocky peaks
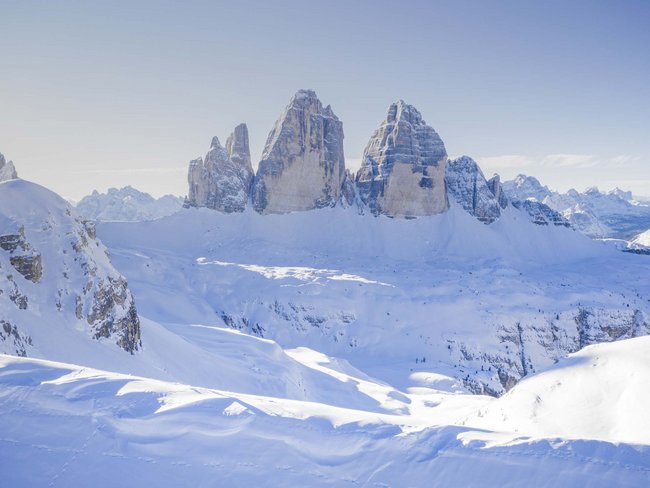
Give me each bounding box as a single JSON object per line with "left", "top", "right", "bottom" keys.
{"left": 186, "top": 89, "right": 562, "bottom": 225}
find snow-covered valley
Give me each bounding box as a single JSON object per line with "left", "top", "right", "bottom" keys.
{"left": 2, "top": 175, "right": 650, "bottom": 486}
{"left": 98, "top": 204, "right": 650, "bottom": 396}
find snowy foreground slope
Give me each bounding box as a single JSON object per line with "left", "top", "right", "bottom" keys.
{"left": 1, "top": 337, "right": 649, "bottom": 487}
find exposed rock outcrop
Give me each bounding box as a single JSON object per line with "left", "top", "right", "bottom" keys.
{"left": 487, "top": 174, "right": 508, "bottom": 209}
{"left": 445, "top": 156, "right": 502, "bottom": 224}
{"left": 252, "top": 90, "right": 345, "bottom": 214}
{"left": 226, "top": 123, "right": 253, "bottom": 175}
{"left": 339, "top": 169, "right": 358, "bottom": 208}
{"left": 356, "top": 101, "right": 448, "bottom": 217}
{"left": 0, "top": 152, "right": 18, "bottom": 182}
{"left": 187, "top": 126, "right": 254, "bottom": 213}
{"left": 0, "top": 227, "right": 43, "bottom": 282}
{"left": 0, "top": 179, "right": 141, "bottom": 355}
{"left": 512, "top": 199, "right": 571, "bottom": 227}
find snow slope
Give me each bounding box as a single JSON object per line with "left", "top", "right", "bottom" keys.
{"left": 632, "top": 228, "right": 650, "bottom": 248}
{"left": 2, "top": 336, "right": 649, "bottom": 487}
{"left": 99, "top": 203, "right": 650, "bottom": 395}
{"left": 3, "top": 179, "right": 650, "bottom": 486}
{"left": 461, "top": 336, "right": 650, "bottom": 446}
{"left": 0, "top": 179, "right": 140, "bottom": 355}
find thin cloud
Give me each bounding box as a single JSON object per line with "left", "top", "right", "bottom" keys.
{"left": 475, "top": 155, "right": 534, "bottom": 169}
{"left": 540, "top": 154, "right": 596, "bottom": 168}
{"left": 609, "top": 155, "right": 640, "bottom": 166}
{"left": 77, "top": 167, "right": 187, "bottom": 175}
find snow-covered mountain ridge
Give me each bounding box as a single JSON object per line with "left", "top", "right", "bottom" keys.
{"left": 2, "top": 335, "right": 649, "bottom": 487}
{"left": 75, "top": 186, "right": 183, "bottom": 222}
{"left": 0, "top": 179, "right": 141, "bottom": 356}
{"left": 503, "top": 174, "right": 650, "bottom": 239}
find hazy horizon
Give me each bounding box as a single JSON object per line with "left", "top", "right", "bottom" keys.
{"left": 2, "top": 0, "right": 649, "bottom": 200}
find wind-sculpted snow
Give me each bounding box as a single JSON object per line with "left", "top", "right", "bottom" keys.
{"left": 356, "top": 100, "right": 448, "bottom": 217}
{"left": 99, "top": 206, "right": 650, "bottom": 396}
{"left": 460, "top": 336, "right": 650, "bottom": 445}
{"left": 2, "top": 337, "right": 650, "bottom": 487}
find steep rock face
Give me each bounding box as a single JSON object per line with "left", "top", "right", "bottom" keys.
{"left": 252, "top": 90, "right": 345, "bottom": 214}
{"left": 339, "top": 170, "right": 358, "bottom": 208}
{"left": 0, "top": 152, "right": 18, "bottom": 182}
{"left": 512, "top": 200, "right": 571, "bottom": 227}
{"left": 225, "top": 123, "right": 253, "bottom": 174}
{"left": 487, "top": 174, "right": 508, "bottom": 209}
{"left": 445, "top": 156, "right": 501, "bottom": 224}
{"left": 0, "top": 179, "right": 141, "bottom": 356}
{"left": 187, "top": 127, "right": 254, "bottom": 213}
{"left": 356, "top": 101, "right": 448, "bottom": 217}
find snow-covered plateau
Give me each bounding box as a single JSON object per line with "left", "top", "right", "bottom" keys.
{"left": 2, "top": 176, "right": 650, "bottom": 486}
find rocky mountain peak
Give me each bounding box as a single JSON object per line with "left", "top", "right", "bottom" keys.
{"left": 445, "top": 156, "right": 502, "bottom": 224}
{"left": 187, "top": 127, "right": 254, "bottom": 213}
{"left": 0, "top": 152, "right": 18, "bottom": 182}
{"left": 503, "top": 174, "right": 552, "bottom": 202}
{"left": 210, "top": 136, "right": 223, "bottom": 149}
{"left": 251, "top": 90, "right": 345, "bottom": 214}
{"left": 75, "top": 186, "right": 183, "bottom": 222}
{"left": 356, "top": 101, "right": 448, "bottom": 217}
{"left": 292, "top": 88, "right": 319, "bottom": 102}
{"left": 225, "top": 123, "right": 253, "bottom": 175}
{"left": 487, "top": 174, "right": 509, "bottom": 209}
{"left": 608, "top": 187, "right": 633, "bottom": 201}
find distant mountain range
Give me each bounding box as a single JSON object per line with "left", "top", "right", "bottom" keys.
{"left": 75, "top": 186, "right": 183, "bottom": 222}
{"left": 502, "top": 174, "right": 650, "bottom": 240}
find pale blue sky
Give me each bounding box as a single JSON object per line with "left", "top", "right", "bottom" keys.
{"left": 1, "top": 0, "right": 649, "bottom": 199}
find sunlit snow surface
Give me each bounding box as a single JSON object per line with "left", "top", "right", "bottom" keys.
{"left": 197, "top": 258, "right": 393, "bottom": 286}
{"left": 2, "top": 337, "right": 650, "bottom": 487}
{"left": 3, "top": 202, "right": 650, "bottom": 486}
